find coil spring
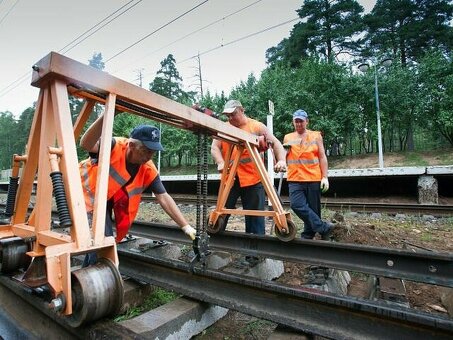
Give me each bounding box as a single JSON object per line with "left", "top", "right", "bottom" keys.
{"left": 5, "top": 177, "right": 19, "bottom": 216}
{"left": 50, "top": 171, "right": 72, "bottom": 227}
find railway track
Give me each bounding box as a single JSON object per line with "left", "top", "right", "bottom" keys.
{"left": 141, "top": 194, "right": 453, "bottom": 217}
{"left": 1, "top": 223, "right": 452, "bottom": 339}
{"left": 1, "top": 191, "right": 452, "bottom": 216}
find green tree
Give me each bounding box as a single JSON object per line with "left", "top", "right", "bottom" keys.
{"left": 267, "top": 0, "right": 365, "bottom": 66}
{"left": 89, "top": 52, "right": 105, "bottom": 70}
{"left": 364, "top": 0, "right": 453, "bottom": 66}
{"left": 0, "top": 111, "right": 19, "bottom": 169}
{"left": 149, "top": 54, "right": 195, "bottom": 104}
{"left": 418, "top": 50, "right": 453, "bottom": 146}
{"left": 149, "top": 54, "right": 196, "bottom": 167}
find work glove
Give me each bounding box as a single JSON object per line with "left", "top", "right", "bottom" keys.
{"left": 217, "top": 162, "right": 224, "bottom": 173}
{"left": 182, "top": 225, "right": 196, "bottom": 240}
{"left": 320, "top": 177, "right": 329, "bottom": 193}
{"left": 274, "top": 160, "right": 287, "bottom": 173}
{"left": 283, "top": 143, "right": 291, "bottom": 150}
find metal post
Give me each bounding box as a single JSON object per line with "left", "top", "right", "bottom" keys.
{"left": 374, "top": 66, "right": 384, "bottom": 168}
{"left": 158, "top": 122, "right": 162, "bottom": 173}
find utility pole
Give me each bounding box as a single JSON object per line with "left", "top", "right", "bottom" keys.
{"left": 135, "top": 68, "right": 145, "bottom": 88}
{"left": 194, "top": 53, "right": 204, "bottom": 98}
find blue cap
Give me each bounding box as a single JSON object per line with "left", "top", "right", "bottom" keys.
{"left": 292, "top": 109, "right": 308, "bottom": 120}
{"left": 130, "top": 125, "right": 164, "bottom": 151}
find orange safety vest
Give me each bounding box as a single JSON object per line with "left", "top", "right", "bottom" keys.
{"left": 284, "top": 130, "right": 322, "bottom": 182}
{"left": 79, "top": 137, "right": 158, "bottom": 241}
{"left": 221, "top": 118, "right": 263, "bottom": 187}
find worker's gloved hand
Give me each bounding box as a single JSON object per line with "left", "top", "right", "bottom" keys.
{"left": 274, "top": 160, "right": 287, "bottom": 173}
{"left": 320, "top": 177, "right": 329, "bottom": 193}
{"left": 217, "top": 162, "right": 224, "bottom": 173}
{"left": 283, "top": 143, "right": 291, "bottom": 150}
{"left": 182, "top": 225, "right": 196, "bottom": 240}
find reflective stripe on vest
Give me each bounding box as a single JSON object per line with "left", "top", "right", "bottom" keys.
{"left": 287, "top": 158, "right": 319, "bottom": 165}
{"left": 79, "top": 138, "right": 158, "bottom": 223}
{"left": 221, "top": 118, "right": 263, "bottom": 187}
{"left": 284, "top": 130, "right": 322, "bottom": 182}
{"left": 109, "top": 166, "right": 128, "bottom": 187}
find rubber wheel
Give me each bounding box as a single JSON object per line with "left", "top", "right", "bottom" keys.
{"left": 274, "top": 219, "right": 297, "bottom": 242}
{"left": 207, "top": 214, "right": 226, "bottom": 234}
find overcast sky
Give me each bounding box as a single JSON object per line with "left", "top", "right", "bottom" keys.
{"left": 0, "top": 0, "right": 376, "bottom": 117}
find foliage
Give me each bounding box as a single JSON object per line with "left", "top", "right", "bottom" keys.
{"left": 417, "top": 50, "right": 453, "bottom": 145}
{"left": 1, "top": 4, "right": 453, "bottom": 171}
{"left": 114, "top": 287, "right": 179, "bottom": 322}
{"left": 364, "top": 0, "right": 453, "bottom": 66}
{"left": 149, "top": 54, "right": 199, "bottom": 167}
{"left": 267, "top": 0, "right": 365, "bottom": 66}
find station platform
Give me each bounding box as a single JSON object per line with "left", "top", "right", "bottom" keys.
{"left": 158, "top": 165, "right": 453, "bottom": 202}
{"left": 1, "top": 165, "right": 452, "bottom": 202}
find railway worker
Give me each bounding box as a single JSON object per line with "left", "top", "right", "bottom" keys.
{"left": 283, "top": 109, "right": 337, "bottom": 240}
{"left": 211, "top": 99, "right": 287, "bottom": 239}
{"left": 79, "top": 116, "right": 196, "bottom": 265}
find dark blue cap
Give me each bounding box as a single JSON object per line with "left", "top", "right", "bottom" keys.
{"left": 130, "top": 125, "right": 164, "bottom": 151}
{"left": 292, "top": 109, "right": 308, "bottom": 120}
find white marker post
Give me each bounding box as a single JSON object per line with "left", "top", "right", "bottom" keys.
{"left": 267, "top": 100, "right": 275, "bottom": 207}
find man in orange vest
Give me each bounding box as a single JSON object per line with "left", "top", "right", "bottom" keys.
{"left": 211, "top": 99, "right": 287, "bottom": 237}
{"left": 283, "top": 109, "right": 335, "bottom": 240}
{"left": 79, "top": 115, "right": 196, "bottom": 265}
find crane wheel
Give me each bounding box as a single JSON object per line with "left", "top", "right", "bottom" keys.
{"left": 207, "top": 214, "right": 226, "bottom": 234}
{"left": 274, "top": 219, "right": 297, "bottom": 242}
{"left": 66, "top": 258, "right": 123, "bottom": 327}
{"left": 0, "top": 237, "right": 31, "bottom": 273}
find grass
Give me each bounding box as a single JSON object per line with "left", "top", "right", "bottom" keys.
{"left": 114, "top": 287, "right": 180, "bottom": 322}
{"left": 402, "top": 152, "right": 429, "bottom": 166}
{"left": 240, "top": 319, "right": 275, "bottom": 336}
{"left": 157, "top": 149, "right": 453, "bottom": 176}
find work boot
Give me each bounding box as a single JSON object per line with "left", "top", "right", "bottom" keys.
{"left": 321, "top": 222, "right": 338, "bottom": 241}
{"left": 244, "top": 255, "right": 261, "bottom": 266}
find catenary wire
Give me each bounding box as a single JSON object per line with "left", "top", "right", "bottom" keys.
{"left": 0, "top": 0, "right": 19, "bottom": 26}
{"left": 105, "top": 0, "right": 209, "bottom": 63}
{"left": 59, "top": 0, "right": 142, "bottom": 54}
{"left": 115, "top": 0, "right": 264, "bottom": 76}
{"left": 0, "top": 0, "right": 142, "bottom": 99}
{"left": 178, "top": 17, "right": 299, "bottom": 64}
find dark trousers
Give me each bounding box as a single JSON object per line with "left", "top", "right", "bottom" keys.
{"left": 288, "top": 181, "right": 330, "bottom": 239}
{"left": 223, "top": 180, "right": 265, "bottom": 235}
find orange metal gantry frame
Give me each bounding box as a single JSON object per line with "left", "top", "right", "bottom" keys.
{"left": 0, "top": 51, "right": 294, "bottom": 325}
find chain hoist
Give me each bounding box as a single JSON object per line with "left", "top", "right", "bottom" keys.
{"left": 191, "top": 131, "right": 211, "bottom": 269}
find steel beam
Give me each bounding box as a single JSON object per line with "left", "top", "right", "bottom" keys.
{"left": 118, "top": 249, "right": 453, "bottom": 340}
{"left": 128, "top": 221, "right": 453, "bottom": 287}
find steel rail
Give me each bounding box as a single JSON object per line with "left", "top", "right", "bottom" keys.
{"left": 1, "top": 194, "right": 452, "bottom": 216}
{"left": 0, "top": 275, "right": 142, "bottom": 339}
{"left": 139, "top": 194, "right": 453, "bottom": 216}
{"left": 118, "top": 248, "right": 453, "bottom": 340}
{"left": 129, "top": 221, "right": 453, "bottom": 287}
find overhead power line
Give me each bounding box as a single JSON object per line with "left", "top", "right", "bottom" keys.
{"left": 178, "top": 17, "right": 299, "bottom": 64}
{"left": 105, "top": 0, "right": 209, "bottom": 63}
{"left": 0, "top": 0, "right": 19, "bottom": 26}
{"left": 0, "top": 0, "right": 143, "bottom": 99}
{"left": 118, "top": 0, "right": 263, "bottom": 76}
{"left": 59, "top": 0, "right": 142, "bottom": 54}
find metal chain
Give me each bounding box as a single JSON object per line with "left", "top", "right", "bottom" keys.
{"left": 196, "top": 132, "right": 202, "bottom": 234}
{"left": 195, "top": 131, "right": 209, "bottom": 235}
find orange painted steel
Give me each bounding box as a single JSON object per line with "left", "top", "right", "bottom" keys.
{"left": 0, "top": 51, "right": 292, "bottom": 320}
